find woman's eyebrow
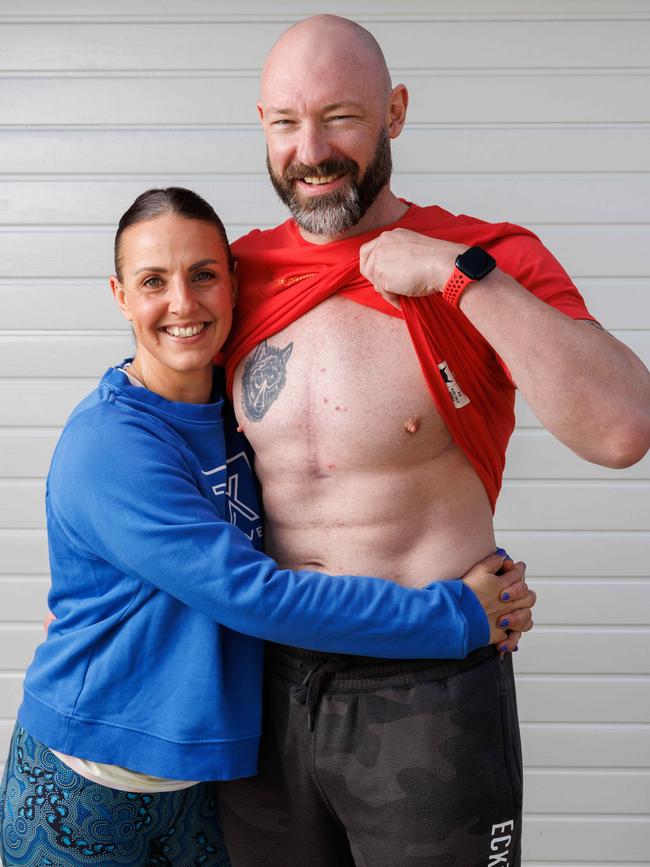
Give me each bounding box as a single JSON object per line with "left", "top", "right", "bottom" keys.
{"left": 133, "top": 259, "right": 221, "bottom": 276}
{"left": 188, "top": 259, "right": 221, "bottom": 270}
{"left": 134, "top": 265, "right": 166, "bottom": 275}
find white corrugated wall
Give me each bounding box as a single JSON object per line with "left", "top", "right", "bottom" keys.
{"left": 1, "top": 1, "right": 649, "bottom": 863}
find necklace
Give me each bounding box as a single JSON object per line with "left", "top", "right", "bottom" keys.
{"left": 126, "top": 361, "right": 147, "bottom": 390}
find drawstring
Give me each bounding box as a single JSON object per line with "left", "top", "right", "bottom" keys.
{"left": 293, "top": 657, "right": 349, "bottom": 731}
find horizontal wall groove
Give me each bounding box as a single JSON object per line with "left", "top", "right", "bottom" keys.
{"left": 2, "top": 121, "right": 650, "bottom": 132}
{"left": 0, "top": 428, "right": 60, "bottom": 434}
{"left": 0, "top": 574, "right": 49, "bottom": 580}
{"left": 5, "top": 276, "right": 648, "bottom": 288}
{"left": 494, "top": 529, "right": 650, "bottom": 535}
{"left": 523, "top": 625, "right": 650, "bottom": 632}
{"left": 528, "top": 576, "right": 650, "bottom": 583}
{"left": 522, "top": 721, "right": 650, "bottom": 728}
{"left": 2, "top": 67, "right": 650, "bottom": 78}
{"left": 502, "top": 475, "right": 650, "bottom": 481}
{"left": 2, "top": 14, "right": 650, "bottom": 24}
{"left": 525, "top": 767, "right": 650, "bottom": 775}
{"left": 4, "top": 222, "right": 650, "bottom": 231}
{"left": 518, "top": 674, "right": 650, "bottom": 681}
{"left": 503, "top": 478, "right": 650, "bottom": 487}
{"left": 0, "top": 377, "right": 101, "bottom": 382}
{"left": 2, "top": 171, "right": 650, "bottom": 181}
{"left": 519, "top": 813, "right": 650, "bottom": 820}
{"left": 0, "top": 623, "right": 45, "bottom": 629}
{"left": 0, "top": 330, "right": 130, "bottom": 337}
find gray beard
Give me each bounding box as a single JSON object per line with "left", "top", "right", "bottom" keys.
{"left": 266, "top": 127, "right": 393, "bottom": 236}
{"left": 289, "top": 186, "right": 363, "bottom": 236}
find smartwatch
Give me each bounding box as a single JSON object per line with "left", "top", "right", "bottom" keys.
{"left": 441, "top": 246, "right": 496, "bottom": 307}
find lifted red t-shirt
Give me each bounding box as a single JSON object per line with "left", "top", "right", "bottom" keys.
{"left": 225, "top": 203, "right": 595, "bottom": 511}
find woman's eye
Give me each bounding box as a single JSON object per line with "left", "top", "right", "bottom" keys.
{"left": 143, "top": 276, "right": 162, "bottom": 289}
{"left": 193, "top": 270, "right": 215, "bottom": 282}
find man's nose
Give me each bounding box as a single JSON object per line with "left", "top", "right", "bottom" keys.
{"left": 295, "top": 122, "right": 332, "bottom": 167}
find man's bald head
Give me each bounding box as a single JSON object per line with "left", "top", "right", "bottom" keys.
{"left": 259, "top": 15, "right": 408, "bottom": 240}
{"left": 262, "top": 15, "right": 392, "bottom": 106}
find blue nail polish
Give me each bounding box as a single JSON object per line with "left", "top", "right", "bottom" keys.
{"left": 502, "top": 592, "right": 510, "bottom": 601}
{"left": 495, "top": 547, "right": 507, "bottom": 557}
{"left": 513, "top": 647, "right": 519, "bottom": 652}
{"left": 500, "top": 618, "right": 509, "bottom": 628}
{"left": 499, "top": 645, "right": 508, "bottom": 653}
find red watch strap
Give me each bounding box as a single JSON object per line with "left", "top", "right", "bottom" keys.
{"left": 442, "top": 267, "right": 473, "bottom": 307}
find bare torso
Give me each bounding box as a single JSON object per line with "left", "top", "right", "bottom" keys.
{"left": 233, "top": 296, "right": 495, "bottom": 586}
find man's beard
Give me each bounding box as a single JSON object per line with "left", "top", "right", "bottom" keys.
{"left": 266, "top": 128, "right": 392, "bottom": 236}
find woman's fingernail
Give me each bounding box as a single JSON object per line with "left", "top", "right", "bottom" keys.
{"left": 499, "top": 645, "right": 509, "bottom": 653}
{"left": 500, "top": 618, "right": 510, "bottom": 628}
{"left": 501, "top": 592, "right": 510, "bottom": 602}
{"left": 513, "top": 646, "right": 519, "bottom": 652}
{"left": 495, "top": 547, "right": 507, "bottom": 557}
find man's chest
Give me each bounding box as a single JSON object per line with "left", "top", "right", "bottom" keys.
{"left": 232, "top": 296, "right": 454, "bottom": 474}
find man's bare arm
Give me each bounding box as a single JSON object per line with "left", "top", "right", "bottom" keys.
{"left": 360, "top": 229, "right": 650, "bottom": 468}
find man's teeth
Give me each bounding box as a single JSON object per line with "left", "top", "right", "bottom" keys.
{"left": 164, "top": 323, "right": 206, "bottom": 338}
{"left": 302, "top": 174, "right": 341, "bottom": 185}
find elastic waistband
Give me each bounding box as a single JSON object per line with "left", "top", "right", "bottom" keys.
{"left": 265, "top": 643, "right": 496, "bottom": 691}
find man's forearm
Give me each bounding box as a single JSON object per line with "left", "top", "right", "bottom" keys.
{"left": 459, "top": 269, "right": 650, "bottom": 467}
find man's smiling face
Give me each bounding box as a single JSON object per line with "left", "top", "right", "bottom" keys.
{"left": 258, "top": 16, "right": 407, "bottom": 241}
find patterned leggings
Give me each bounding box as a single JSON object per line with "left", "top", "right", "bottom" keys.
{"left": 0, "top": 725, "right": 230, "bottom": 866}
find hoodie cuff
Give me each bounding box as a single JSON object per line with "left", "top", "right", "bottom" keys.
{"left": 454, "top": 580, "right": 490, "bottom": 654}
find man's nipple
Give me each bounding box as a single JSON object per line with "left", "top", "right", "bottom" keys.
{"left": 404, "top": 416, "right": 421, "bottom": 434}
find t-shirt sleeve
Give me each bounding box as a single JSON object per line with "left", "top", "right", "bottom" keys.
{"left": 47, "top": 406, "right": 489, "bottom": 659}
{"left": 491, "top": 229, "right": 598, "bottom": 322}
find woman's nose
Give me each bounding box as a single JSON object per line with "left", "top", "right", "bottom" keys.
{"left": 168, "top": 280, "right": 198, "bottom": 315}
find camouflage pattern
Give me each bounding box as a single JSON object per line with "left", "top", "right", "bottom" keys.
{"left": 217, "top": 646, "right": 522, "bottom": 867}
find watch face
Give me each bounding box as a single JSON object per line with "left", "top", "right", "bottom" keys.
{"left": 456, "top": 246, "right": 497, "bottom": 281}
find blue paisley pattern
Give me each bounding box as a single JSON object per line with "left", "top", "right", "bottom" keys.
{"left": 0, "top": 725, "right": 230, "bottom": 866}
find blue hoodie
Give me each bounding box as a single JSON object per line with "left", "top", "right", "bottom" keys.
{"left": 18, "top": 365, "right": 489, "bottom": 782}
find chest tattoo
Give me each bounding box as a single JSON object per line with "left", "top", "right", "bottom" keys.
{"left": 241, "top": 339, "right": 294, "bottom": 422}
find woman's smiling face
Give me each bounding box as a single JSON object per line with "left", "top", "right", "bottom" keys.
{"left": 111, "top": 213, "right": 236, "bottom": 384}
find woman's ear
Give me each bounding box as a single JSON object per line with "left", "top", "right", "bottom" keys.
{"left": 110, "top": 275, "right": 133, "bottom": 321}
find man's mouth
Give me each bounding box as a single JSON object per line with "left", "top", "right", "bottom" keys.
{"left": 301, "top": 173, "right": 344, "bottom": 186}
{"left": 161, "top": 322, "right": 209, "bottom": 338}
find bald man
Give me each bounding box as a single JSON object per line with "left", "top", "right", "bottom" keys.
{"left": 216, "top": 15, "right": 650, "bottom": 867}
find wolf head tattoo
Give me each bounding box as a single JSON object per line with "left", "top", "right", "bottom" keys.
{"left": 241, "top": 340, "right": 293, "bottom": 421}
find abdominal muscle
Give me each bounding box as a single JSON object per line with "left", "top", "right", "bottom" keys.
{"left": 234, "top": 296, "right": 496, "bottom": 587}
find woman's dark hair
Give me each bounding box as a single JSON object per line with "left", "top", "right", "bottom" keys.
{"left": 114, "top": 187, "right": 234, "bottom": 280}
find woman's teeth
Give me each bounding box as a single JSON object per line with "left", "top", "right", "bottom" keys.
{"left": 164, "top": 323, "right": 206, "bottom": 338}
{"left": 303, "top": 174, "right": 341, "bottom": 185}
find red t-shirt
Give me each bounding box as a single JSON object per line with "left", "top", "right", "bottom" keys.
{"left": 225, "top": 203, "right": 595, "bottom": 511}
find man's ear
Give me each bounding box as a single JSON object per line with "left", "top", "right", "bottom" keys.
{"left": 231, "top": 261, "right": 239, "bottom": 307}
{"left": 110, "top": 275, "right": 133, "bottom": 321}
{"left": 387, "top": 83, "right": 408, "bottom": 140}
{"left": 256, "top": 101, "right": 265, "bottom": 123}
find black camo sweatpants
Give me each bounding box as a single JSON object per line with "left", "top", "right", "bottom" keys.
{"left": 217, "top": 644, "right": 522, "bottom": 867}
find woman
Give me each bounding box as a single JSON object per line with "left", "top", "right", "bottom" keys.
{"left": 0, "top": 189, "right": 532, "bottom": 866}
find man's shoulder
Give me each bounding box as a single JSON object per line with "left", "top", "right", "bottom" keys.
{"left": 232, "top": 219, "right": 296, "bottom": 255}
{"left": 403, "top": 201, "right": 498, "bottom": 234}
